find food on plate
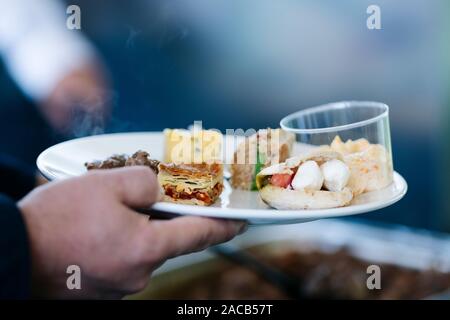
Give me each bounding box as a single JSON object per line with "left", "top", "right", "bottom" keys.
{"left": 324, "top": 136, "right": 393, "bottom": 196}
{"left": 85, "top": 150, "right": 160, "bottom": 174}
{"left": 291, "top": 161, "right": 324, "bottom": 191}
{"left": 164, "top": 128, "right": 223, "bottom": 164}
{"left": 85, "top": 149, "right": 224, "bottom": 206}
{"left": 82, "top": 131, "right": 392, "bottom": 209}
{"left": 256, "top": 150, "right": 353, "bottom": 209}
{"left": 231, "top": 128, "right": 294, "bottom": 190}
{"left": 124, "top": 151, "right": 160, "bottom": 172}
{"left": 320, "top": 159, "right": 351, "bottom": 192}
{"left": 85, "top": 154, "right": 128, "bottom": 170}
{"left": 157, "top": 162, "right": 224, "bottom": 206}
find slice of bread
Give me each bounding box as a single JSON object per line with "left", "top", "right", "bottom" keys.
{"left": 230, "top": 128, "right": 294, "bottom": 190}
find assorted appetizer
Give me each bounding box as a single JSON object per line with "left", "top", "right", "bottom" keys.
{"left": 84, "top": 131, "right": 393, "bottom": 209}
{"left": 85, "top": 150, "right": 224, "bottom": 207}
{"left": 230, "top": 128, "right": 294, "bottom": 190}
{"left": 256, "top": 151, "right": 353, "bottom": 210}
{"left": 158, "top": 162, "right": 223, "bottom": 206}
{"left": 162, "top": 128, "right": 224, "bottom": 205}
{"left": 323, "top": 136, "right": 393, "bottom": 196}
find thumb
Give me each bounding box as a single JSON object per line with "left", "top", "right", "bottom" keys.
{"left": 90, "top": 166, "right": 161, "bottom": 208}
{"left": 144, "top": 216, "right": 247, "bottom": 260}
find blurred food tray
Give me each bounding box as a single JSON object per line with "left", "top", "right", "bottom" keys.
{"left": 158, "top": 219, "right": 450, "bottom": 274}
{"left": 128, "top": 219, "right": 450, "bottom": 299}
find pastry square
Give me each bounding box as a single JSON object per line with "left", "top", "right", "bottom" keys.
{"left": 158, "top": 162, "right": 223, "bottom": 206}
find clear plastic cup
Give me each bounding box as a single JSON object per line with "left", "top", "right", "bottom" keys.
{"left": 280, "top": 101, "right": 394, "bottom": 192}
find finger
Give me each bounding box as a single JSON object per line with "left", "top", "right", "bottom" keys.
{"left": 146, "top": 216, "right": 247, "bottom": 260}
{"left": 89, "top": 166, "right": 160, "bottom": 208}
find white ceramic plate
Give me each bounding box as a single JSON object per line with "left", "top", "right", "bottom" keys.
{"left": 37, "top": 132, "right": 407, "bottom": 225}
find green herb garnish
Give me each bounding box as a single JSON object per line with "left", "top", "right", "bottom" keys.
{"left": 251, "top": 139, "right": 265, "bottom": 191}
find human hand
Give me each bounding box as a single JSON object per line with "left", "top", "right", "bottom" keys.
{"left": 19, "top": 167, "right": 246, "bottom": 299}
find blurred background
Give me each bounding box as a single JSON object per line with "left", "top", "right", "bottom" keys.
{"left": 0, "top": 0, "right": 449, "bottom": 232}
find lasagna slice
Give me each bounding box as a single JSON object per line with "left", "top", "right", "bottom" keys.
{"left": 157, "top": 163, "right": 223, "bottom": 206}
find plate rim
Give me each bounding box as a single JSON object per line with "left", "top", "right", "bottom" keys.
{"left": 151, "top": 172, "right": 407, "bottom": 220}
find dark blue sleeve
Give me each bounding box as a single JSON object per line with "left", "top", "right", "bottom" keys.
{"left": 0, "top": 194, "right": 31, "bottom": 299}
{"left": 0, "top": 154, "right": 35, "bottom": 201}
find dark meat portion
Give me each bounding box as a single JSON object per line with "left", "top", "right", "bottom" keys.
{"left": 125, "top": 151, "right": 160, "bottom": 173}
{"left": 85, "top": 150, "right": 159, "bottom": 174}
{"left": 85, "top": 154, "right": 128, "bottom": 170}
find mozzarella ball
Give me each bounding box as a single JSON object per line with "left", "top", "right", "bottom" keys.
{"left": 291, "top": 161, "right": 324, "bottom": 191}
{"left": 320, "top": 159, "right": 350, "bottom": 192}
